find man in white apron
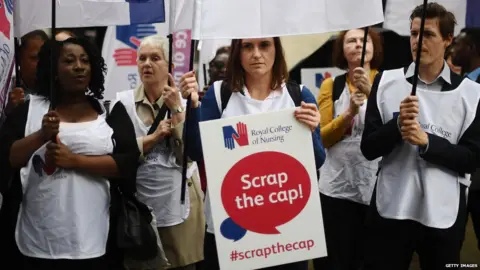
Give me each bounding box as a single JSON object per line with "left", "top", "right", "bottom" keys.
{"left": 361, "top": 3, "right": 480, "bottom": 269}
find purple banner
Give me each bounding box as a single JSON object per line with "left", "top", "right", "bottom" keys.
{"left": 172, "top": 29, "right": 192, "bottom": 87}
{"left": 466, "top": 0, "right": 480, "bottom": 28}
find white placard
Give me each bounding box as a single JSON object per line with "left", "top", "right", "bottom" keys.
{"left": 200, "top": 108, "right": 326, "bottom": 270}
{"left": 301, "top": 67, "right": 345, "bottom": 98}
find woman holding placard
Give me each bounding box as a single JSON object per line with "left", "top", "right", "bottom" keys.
{"left": 314, "top": 28, "right": 383, "bottom": 270}
{"left": 180, "top": 37, "right": 326, "bottom": 270}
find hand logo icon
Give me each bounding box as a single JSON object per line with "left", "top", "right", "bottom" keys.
{"left": 0, "top": 0, "right": 11, "bottom": 39}
{"left": 232, "top": 122, "right": 249, "bottom": 147}
{"left": 32, "top": 155, "right": 55, "bottom": 177}
{"left": 223, "top": 126, "right": 237, "bottom": 150}
{"left": 113, "top": 24, "right": 157, "bottom": 66}
{"left": 222, "top": 122, "right": 249, "bottom": 150}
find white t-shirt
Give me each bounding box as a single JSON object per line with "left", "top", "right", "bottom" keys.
{"left": 16, "top": 95, "right": 112, "bottom": 259}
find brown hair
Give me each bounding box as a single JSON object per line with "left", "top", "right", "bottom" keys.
{"left": 332, "top": 28, "right": 384, "bottom": 70}
{"left": 225, "top": 37, "right": 289, "bottom": 92}
{"left": 410, "top": 2, "right": 457, "bottom": 40}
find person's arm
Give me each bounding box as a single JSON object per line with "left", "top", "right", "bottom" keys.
{"left": 360, "top": 72, "right": 403, "bottom": 160}
{"left": 0, "top": 102, "right": 28, "bottom": 192}
{"left": 302, "top": 86, "right": 326, "bottom": 169}
{"left": 6, "top": 101, "right": 49, "bottom": 169}
{"left": 186, "top": 85, "right": 222, "bottom": 162}
{"left": 418, "top": 100, "right": 480, "bottom": 174}
{"left": 318, "top": 78, "right": 356, "bottom": 148}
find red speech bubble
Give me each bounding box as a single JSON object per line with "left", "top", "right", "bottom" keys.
{"left": 221, "top": 151, "right": 311, "bottom": 234}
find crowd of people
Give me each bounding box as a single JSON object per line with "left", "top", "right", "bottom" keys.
{"left": 0, "top": 2, "right": 479, "bottom": 270}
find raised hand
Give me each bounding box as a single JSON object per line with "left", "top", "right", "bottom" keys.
{"left": 232, "top": 122, "right": 249, "bottom": 146}
{"left": 41, "top": 111, "right": 60, "bottom": 142}
{"left": 179, "top": 71, "right": 200, "bottom": 108}
{"left": 163, "top": 74, "right": 182, "bottom": 110}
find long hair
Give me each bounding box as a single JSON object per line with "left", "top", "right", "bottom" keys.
{"left": 36, "top": 37, "right": 107, "bottom": 101}
{"left": 225, "top": 37, "right": 289, "bottom": 92}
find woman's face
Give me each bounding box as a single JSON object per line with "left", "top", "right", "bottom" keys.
{"left": 343, "top": 29, "right": 374, "bottom": 67}
{"left": 240, "top": 38, "right": 276, "bottom": 78}
{"left": 57, "top": 43, "right": 91, "bottom": 93}
{"left": 137, "top": 44, "right": 169, "bottom": 85}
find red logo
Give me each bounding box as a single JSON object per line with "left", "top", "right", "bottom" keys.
{"left": 0, "top": 0, "right": 12, "bottom": 39}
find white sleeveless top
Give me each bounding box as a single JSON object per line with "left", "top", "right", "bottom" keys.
{"left": 319, "top": 83, "right": 379, "bottom": 205}
{"left": 16, "top": 95, "right": 113, "bottom": 259}
{"left": 115, "top": 89, "right": 190, "bottom": 227}
{"left": 375, "top": 68, "right": 479, "bottom": 228}
{"left": 205, "top": 81, "right": 301, "bottom": 234}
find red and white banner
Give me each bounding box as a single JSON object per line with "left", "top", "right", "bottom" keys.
{"left": 0, "top": 0, "right": 15, "bottom": 118}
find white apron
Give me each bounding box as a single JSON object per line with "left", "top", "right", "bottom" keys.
{"left": 319, "top": 85, "right": 379, "bottom": 205}
{"left": 16, "top": 95, "right": 112, "bottom": 259}
{"left": 376, "top": 69, "right": 479, "bottom": 228}
{"left": 116, "top": 90, "right": 190, "bottom": 227}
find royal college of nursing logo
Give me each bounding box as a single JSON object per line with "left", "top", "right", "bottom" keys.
{"left": 0, "top": 0, "right": 13, "bottom": 39}
{"left": 32, "top": 155, "right": 56, "bottom": 177}
{"left": 222, "top": 122, "right": 249, "bottom": 150}
{"left": 315, "top": 71, "right": 332, "bottom": 88}
{"left": 113, "top": 24, "right": 158, "bottom": 66}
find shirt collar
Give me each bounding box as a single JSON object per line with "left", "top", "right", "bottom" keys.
{"left": 134, "top": 84, "right": 164, "bottom": 109}
{"left": 405, "top": 61, "right": 451, "bottom": 85}
{"left": 467, "top": 67, "right": 480, "bottom": 81}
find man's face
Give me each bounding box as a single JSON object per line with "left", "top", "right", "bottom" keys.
{"left": 451, "top": 33, "right": 474, "bottom": 68}
{"left": 410, "top": 18, "right": 452, "bottom": 66}
{"left": 19, "top": 37, "right": 45, "bottom": 89}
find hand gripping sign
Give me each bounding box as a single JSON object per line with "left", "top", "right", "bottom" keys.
{"left": 200, "top": 108, "right": 326, "bottom": 270}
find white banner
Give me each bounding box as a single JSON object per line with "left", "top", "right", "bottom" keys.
{"left": 14, "top": 0, "right": 165, "bottom": 37}
{"left": 300, "top": 67, "right": 345, "bottom": 98}
{"left": 102, "top": 23, "right": 168, "bottom": 101}
{"left": 200, "top": 108, "right": 326, "bottom": 270}
{"left": 383, "top": 0, "right": 467, "bottom": 36}
{"left": 194, "top": 0, "right": 384, "bottom": 39}
{"left": 0, "top": 0, "right": 14, "bottom": 117}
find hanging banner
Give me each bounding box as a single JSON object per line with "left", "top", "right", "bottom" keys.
{"left": 383, "top": 0, "right": 467, "bottom": 36}
{"left": 0, "top": 0, "right": 14, "bottom": 118}
{"left": 300, "top": 67, "right": 345, "bottom": 98}
{"left": 102, "top": 24, "right": 192, "bottom": 101}
{"left": 194, "top": 0, "right": 384, "bottom": 39}
{"left": 171, "top": 29, "right": 192, "bottom": 87}
{"left": 200, "top": 108, "right": 326, "bottom": 270}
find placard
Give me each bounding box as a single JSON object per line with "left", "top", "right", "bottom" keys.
{"left": 200, "top": 108, "right": 326, "bottom": 270}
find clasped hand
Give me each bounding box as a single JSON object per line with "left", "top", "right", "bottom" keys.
{"left": 399, "top": 95, "right": 428, "bottom": 146}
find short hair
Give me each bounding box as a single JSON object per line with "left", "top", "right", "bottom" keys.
{"left": 225, "top": 37, "right": 288, "bottom": 92}
{"left": 460, "top": 28, "right": 480, "bottom": 56}
{"left": 332, "top": 28, "right": 384, "bottom": 70}
{"left": 410, "top": 2, "right": 457, "bottom": 40}
{"left": 215, "top": 46, "right": 231, "bottom": 57}
{"left": 20, "top": 30, "right": 48, "bottom": 52}
{"left": 138, "top": 35, "right": 170, "bottom": 64}
{"left": 209, "top": 46, "right": 231, "bottom": 67}
{"left": 56, "top": 29, "right": 76, "bottom": 38}
{"left": 36, "top": 37, "right": 107, "bottom": 100}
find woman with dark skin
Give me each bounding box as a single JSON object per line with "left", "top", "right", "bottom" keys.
{"left": 0, "top": 38, "right": 139, "bottom": 270}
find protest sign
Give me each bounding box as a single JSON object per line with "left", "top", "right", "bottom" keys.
{"left": 200, "top": 108, "right": 326, "bottom": 270}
